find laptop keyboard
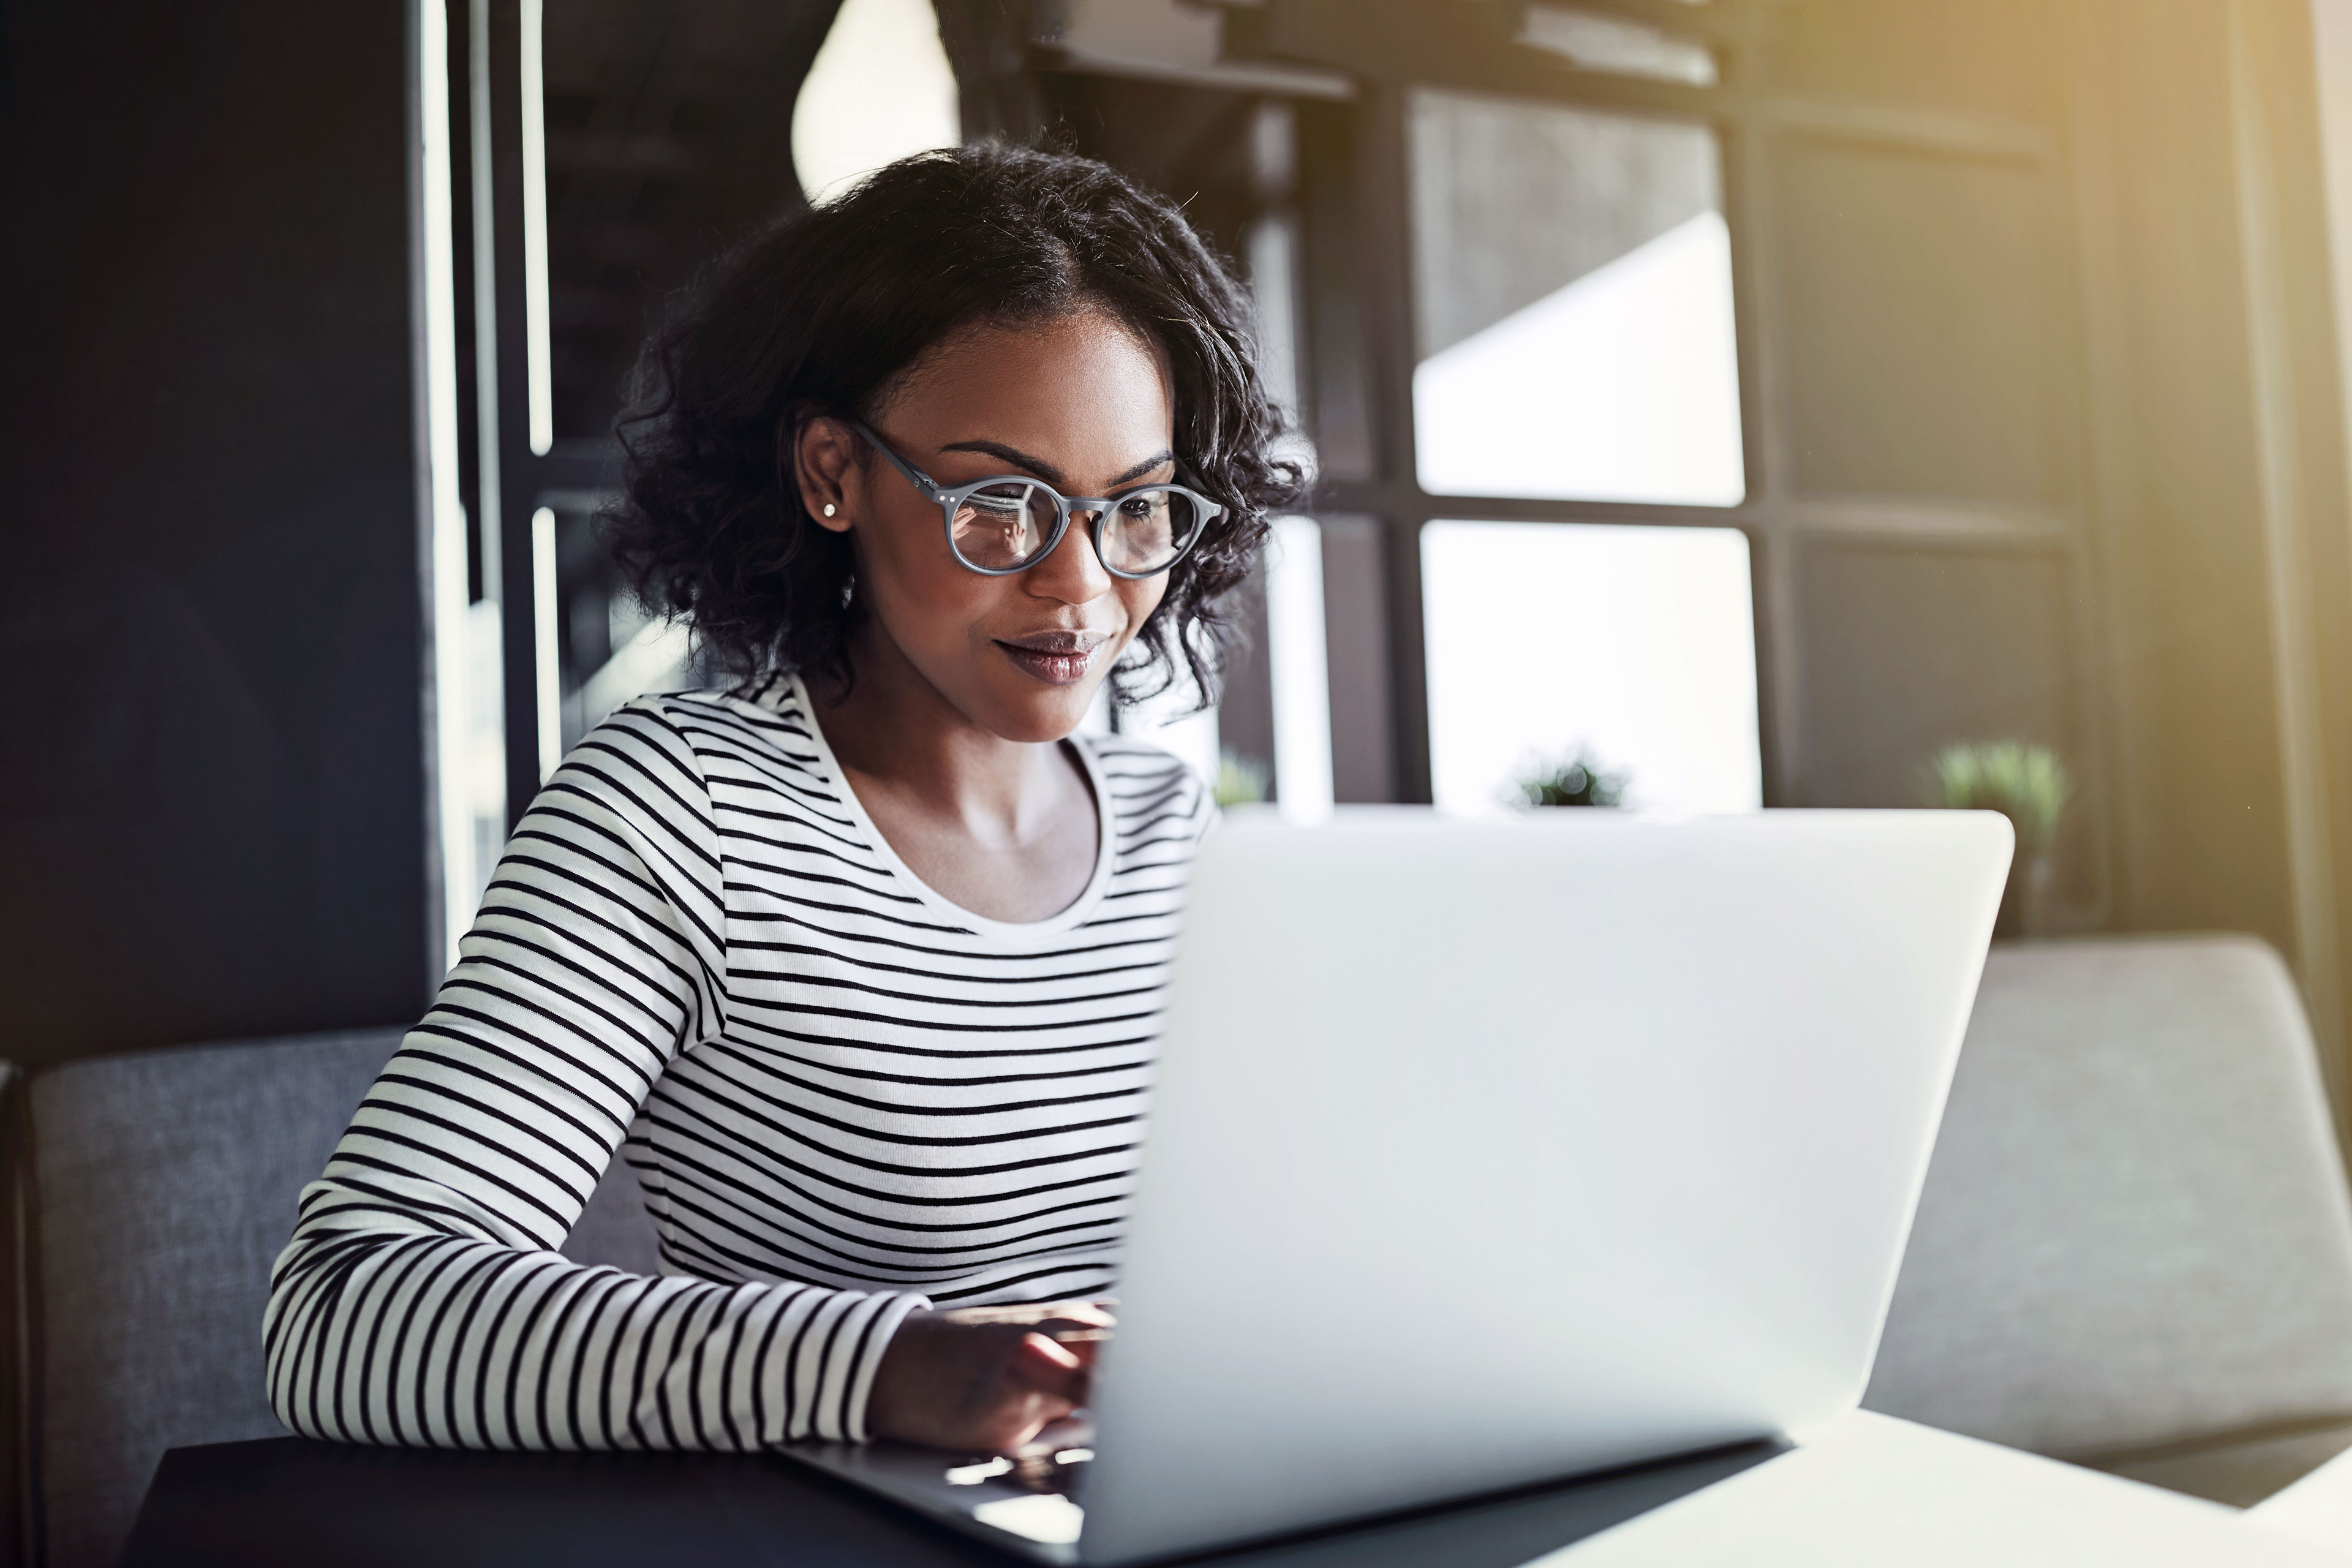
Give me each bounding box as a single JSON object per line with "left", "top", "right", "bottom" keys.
{"left": 943, "top": 1419, "right": 1095, "bottom": 1496}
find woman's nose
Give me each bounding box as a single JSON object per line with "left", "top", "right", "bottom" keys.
{"left": 1026, "top": 508, "right": 1114, "bottom": 600}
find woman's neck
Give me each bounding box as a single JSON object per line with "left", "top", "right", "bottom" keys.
{"left": 808, "top": 618, "right": 1086, "bottom": 857}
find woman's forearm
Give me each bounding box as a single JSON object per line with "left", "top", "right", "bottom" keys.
{"left": 266, "top": 1220, "right": 923, "bottom": 1449}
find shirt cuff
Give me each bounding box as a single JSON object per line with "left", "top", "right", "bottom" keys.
{"left": 842, "top": 1290, "right": 929, "bottom": 1443}
{"left": 767, "top": 1287, "right": 929, "bottom": 1446}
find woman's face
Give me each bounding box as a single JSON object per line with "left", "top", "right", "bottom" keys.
{"left": 800, "top": 307, "right": 1178, "bottom": 745}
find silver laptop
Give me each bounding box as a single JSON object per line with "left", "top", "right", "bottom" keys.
{"left": 785, "top": 808, "right": 2011, "bottom": 1564}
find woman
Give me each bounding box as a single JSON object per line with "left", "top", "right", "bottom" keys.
{"left": 265, "top": 145, "right": 1301, "bottom": 1457}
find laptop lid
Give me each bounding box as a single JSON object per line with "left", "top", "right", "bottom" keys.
{"left": 1075, "top": 809, "right": 2010, "bottom": 1564}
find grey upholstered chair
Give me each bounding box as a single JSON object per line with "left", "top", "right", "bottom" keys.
{"left": 3, "top": 1025, "right": 660, "bottom": 1568}
{"left": 1865, "top": 933, "right": 2352, "bottom": 1505}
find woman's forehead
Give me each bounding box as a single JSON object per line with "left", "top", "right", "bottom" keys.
{"left": 883, "top": 309, "right": 1175, "bottom": 478}
{"left": 889, "top": 309, "right": 1170, "bottom": 416}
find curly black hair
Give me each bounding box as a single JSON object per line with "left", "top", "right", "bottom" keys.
{"left": 605, "top": 143, "right": 1307, "bottom": 706}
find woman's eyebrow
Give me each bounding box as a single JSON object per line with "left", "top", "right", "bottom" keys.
{"left": 938, "top": 440, "right": 1175, "bottom": 491}
{"left": 1105, "top": 449, "right": 1178, "bottom": 488}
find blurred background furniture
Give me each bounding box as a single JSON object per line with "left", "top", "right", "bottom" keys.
{"left": 1866, "top": 934, "right": 2352, "bottom": 1505}
{"left": 0, "top": 1027, "right": 658, "bottom": 1568}
{"left": 20, "top": 933, "right": 2352, "bottom": 1564}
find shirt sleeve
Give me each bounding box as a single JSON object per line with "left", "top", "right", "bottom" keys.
{"left": 265, "top": 699, "right": 927, "bottom": 1450}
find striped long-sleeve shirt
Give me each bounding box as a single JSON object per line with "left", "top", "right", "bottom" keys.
{"left": 265, "top": 673, "right": 1213, "bottom": 1451}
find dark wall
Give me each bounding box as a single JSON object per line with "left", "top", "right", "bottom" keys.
{"left": 0, "top": 2, "right": 429, "bottom": 1068}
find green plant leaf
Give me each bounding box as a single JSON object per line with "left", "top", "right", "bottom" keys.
{"left": 1921, "top": 740, "right": 2071, "bottom": 856}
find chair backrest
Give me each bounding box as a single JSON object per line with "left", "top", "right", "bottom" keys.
{"left": 21, "top": 1027, "right": 401, "bottom": 1568}
{"left": 1864, "top": 933, "right": 2352, "bottom": 1459}
{"left": 10, "top": 1026, "right": 660, "bottom": 1568}
{"left": 565, "top": 1140, "right": 664, "bottom": 1275}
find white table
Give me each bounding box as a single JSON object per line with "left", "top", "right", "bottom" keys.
{"left": 1538, "top": 1411, "right": 2352, "bottom": 1566}
{"left": 2248, "top": 1441, "right": 2352, "bottom": 1553}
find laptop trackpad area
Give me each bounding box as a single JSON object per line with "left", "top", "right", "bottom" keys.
{"left": 786, "top": 1417, "right": 1096, "bottom": 1550}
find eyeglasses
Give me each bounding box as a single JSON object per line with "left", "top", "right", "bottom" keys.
{"left": 848, "top": 420, "right": 1221, "bottom": 579}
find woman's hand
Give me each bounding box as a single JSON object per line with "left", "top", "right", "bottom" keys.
{"left": 865, "top": 1300, "right": 1113, "bottom": 1453}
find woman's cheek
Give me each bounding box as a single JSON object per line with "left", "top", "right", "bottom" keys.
{"left": 872, "top": 519, "right": 985, "bottom": 626}
{"left": 1117, "top": 576, "right": 1170, "bottom": 649}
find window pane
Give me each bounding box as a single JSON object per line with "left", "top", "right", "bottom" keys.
{"left": 1409, "top": 90, "right": 1745, "bottom": 506}
{"left": 1265, "top": 517, "right": 1335, "bottom": 817}
{"left": 1422, "top": 520, "right": 1761, "bottom": 814}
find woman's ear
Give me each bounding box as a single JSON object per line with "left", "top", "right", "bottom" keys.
{"left": 795, "top": 417, "right": 860, "bottom": 535}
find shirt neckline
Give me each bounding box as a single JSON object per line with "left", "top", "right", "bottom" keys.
{"left": 780, "top": 673, "right": 1118, "bottom": 946}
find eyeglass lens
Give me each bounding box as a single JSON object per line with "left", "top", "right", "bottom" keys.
{"left": 948, "top": 484, "right": 1207, "bottom": 574}
{"left": 951, "top": 483, "right": 1057, "bottom": 572}
{"left": 1099, "top": 489, "right": 1199, "bottom": 574}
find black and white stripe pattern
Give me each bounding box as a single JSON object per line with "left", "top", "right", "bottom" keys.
{"left": 266, "top": 673, "right": 1212, "bottom": 1450}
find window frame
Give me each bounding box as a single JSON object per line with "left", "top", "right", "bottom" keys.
{"left": 1270, "top": 0, "right": 2075, "bottom": 811}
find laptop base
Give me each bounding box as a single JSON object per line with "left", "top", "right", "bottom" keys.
{"left": 780, "top": 1436, "right": 1788, "bottom": 1566}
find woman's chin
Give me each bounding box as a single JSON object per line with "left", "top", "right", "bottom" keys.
{"left": 976, "top": 674, "right": 1102, "bottom": 745}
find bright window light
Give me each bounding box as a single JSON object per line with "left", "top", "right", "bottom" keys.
{"left": 1518, "top": 6, "right": 1717, "bottom": 86}
{"left": 1409, "top": 90, "right": 1744, "bottom": 506}
{"left": 1422, "top": 520, "right": 1761, "bottom": 816}
{"left": 578, "top": 616, "right": 695, "bottom": 732}
{"left": 1265, "top": 517, "right": 1333, "bottom": 820}
{"left": 793, "top": 0, "right": 961, "bottom": 205}
{"left": 532, "top": 507, "right": 563, "bottom": 779}
{"left": 465, "top": 598, "right": 507, "bottom": 906}
{"left": 418, "top": 0, "right": 474, "bottom": 968}
{"left": 520, "top": 0, "right": 552, "bottom": 456}
{"left": 1415, "top": 212, "right": 1744, "bottom": 505}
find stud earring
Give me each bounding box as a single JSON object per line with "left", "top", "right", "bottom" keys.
{"left": 822, "top": 503, "right": 837, "bottom": 518}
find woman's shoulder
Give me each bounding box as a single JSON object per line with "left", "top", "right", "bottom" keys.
{"left": 584, "top": 674, "right": 812, "bottom": 760}
{"left": 548, "top": 677, "right": 821, "bottom": 808}
{"left": 1078, "top": 730, "right": 1218, "bottom": 848}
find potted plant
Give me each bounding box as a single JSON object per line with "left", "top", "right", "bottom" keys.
{"left": 1215, "top": 750, "right": 1269, "bottom": 808}
{"left": 1924, "top": 741, "right": 2071, "bottom": 938}
{"left": 1513, "top": 747, "right": 1629, "bottom": 808}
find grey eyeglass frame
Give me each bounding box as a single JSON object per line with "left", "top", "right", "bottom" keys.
{"left": 847, "top": 420, "right": 1223, "bottom": 579}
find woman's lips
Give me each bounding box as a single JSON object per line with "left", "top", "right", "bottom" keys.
{"left": 997, "top": 633, "right": 1108, "bottom": 687}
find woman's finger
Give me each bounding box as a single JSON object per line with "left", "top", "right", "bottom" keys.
{"left": 1031, "top": 1324, "right": 1107, "bottom": 1368}
{"left": 1012, "top": 1330, "right": 1091, "bottom": 1403}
